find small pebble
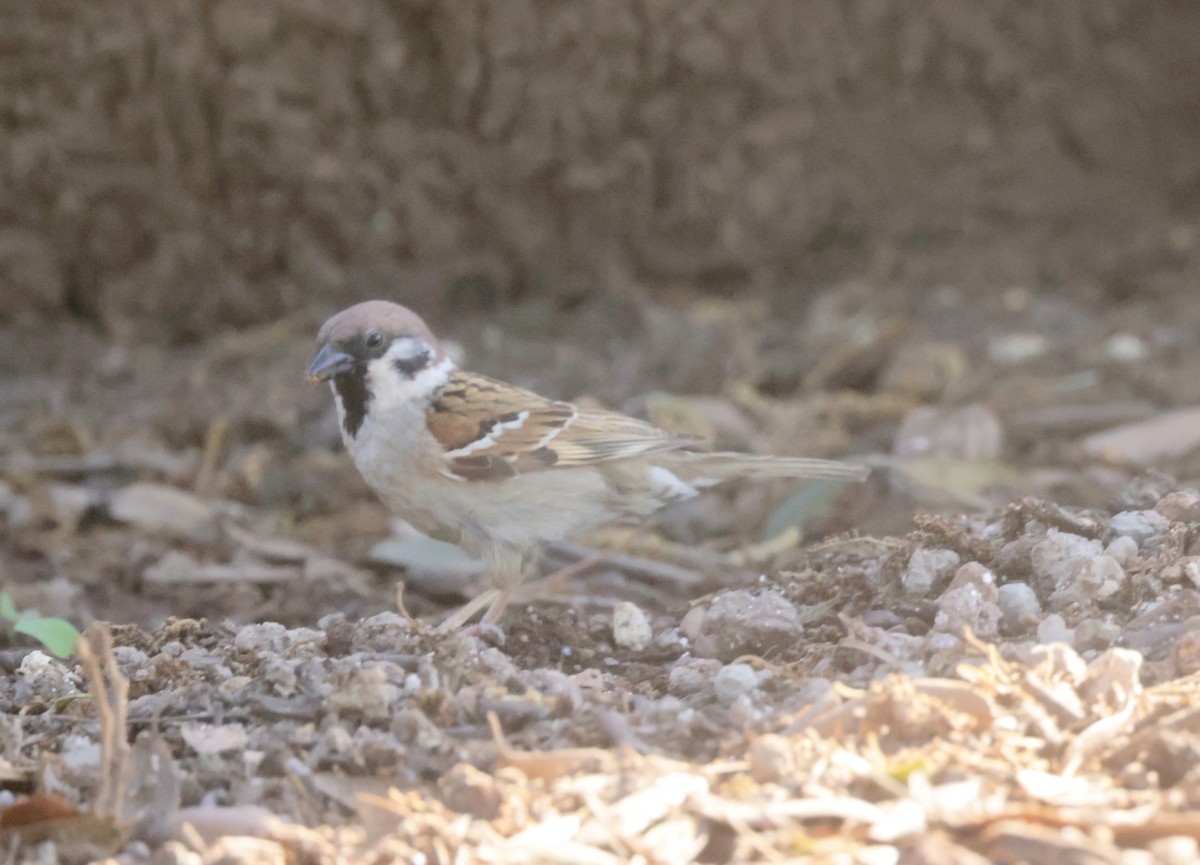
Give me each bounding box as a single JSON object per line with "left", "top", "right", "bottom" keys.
{"left": 1109, "top": 510, "right": 1170, "bottom": 546}
{"left": 46, "top": 483, "right": 96, "bottom": 527}
{"left": 1174, "top": 630, "right": 1200, "bottom": 677}
{"left": 713, "top": 663, "right": 760, "bottom": 707}
{"left": 989, "top": 332, "right": 1048, "bottom": 364}
{"left": 218, "top": 676, "right": 252, "bottom": 698}
{"left": 1031, "top": 530, "right": 1102, "bottom": 591}
{"left": 667, "top": 656, "right": 720, "bottom": 697}
{"left": 350, "top": 612, "right": 412, "bottom": 652}
{"left": 902, "top": 548, "right": 961, "bottom": 597}
{"left": 998, "top": 582, "right": 1041, "bottom": 631}
{"left": 679, "top": 605, "right": 706, "bottom": 642}
{"left": 1074, "top": 618, "right": 1120, "bottom": 652}
{"left": 1104, "top": 332, "right": 1148, "bottom": 362}
{"left": 60, "top": 735, "right": 102, "bottom": 773}
{"left": 233, "top": 622, "right": 323, "bottom": 656}
{"left": 927, "top": 631, "right": 961, "bottom": 651}
{"left": 693, "top": 590, "right": 802, "bottom": 662}
{"left": 859, "top": 609, "right": 902, "bottom": 630}
{"left": 612, "top": 602, "right": 652, "bottom": 652}
{"left": 947, "top": 561, "right": 994, "bottom": 591}
{"left": 653, "top": 627, "right": 686, "bottom": 650}
{"left": 934, "top": 563, "right": 1000, "bottom": 638}
{"left": 1155, "top": 491, "right": 1200, "bottom": 523}
{"left": 17, "top": 651, "right": 82, "bottom": 700}
{"left": 1103, "top": 535, "right": 1139, "bottom": 566}
{"left": 728, "top": 693, "right": 761, "bottom": 727}
{"left": 1049, "top": 555, "right": 1126, "bottom": 611}
{"left": 1037, "top": 613, "right": 1075, "bottom": 646}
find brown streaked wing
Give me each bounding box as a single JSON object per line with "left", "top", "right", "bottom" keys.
{"left": 426, "top": 370, "right": 701, "bottom": 480}
{"left": 542, "top": 409, "right": 703, "bottom": 464}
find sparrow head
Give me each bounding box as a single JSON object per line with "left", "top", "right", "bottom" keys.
{"left": 309, "top": 301, "right": 451, "bottom": 435}
{"left": 308, "top": 301, "right": 444, "bottom": 383}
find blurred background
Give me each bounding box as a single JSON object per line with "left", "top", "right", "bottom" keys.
{"left": 3, "top": 1, "right": 1200, "bottom": 627}
{"left": 5, "top": 2, "right": 1200, "bottom": 330}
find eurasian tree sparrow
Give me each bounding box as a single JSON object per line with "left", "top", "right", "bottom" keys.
{"left": 308, "top": 301, "right": 868, "bottom": 627}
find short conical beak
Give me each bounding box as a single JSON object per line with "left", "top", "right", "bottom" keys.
{"left": 307, "top": 344, "right": 356, "bottom": 383}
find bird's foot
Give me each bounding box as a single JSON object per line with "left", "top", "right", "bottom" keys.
{"left": 462, "top": 622, "right": 506, "bottom": 645}
{"left": 480, "top": 589, "right": 513, "bottom": 627}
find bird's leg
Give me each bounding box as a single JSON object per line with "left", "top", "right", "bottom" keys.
{"left": 480, "top": 589, "right": 513, "bottom": 625}
{"left": 436, "top": 546, "right": 528, "bottom": 632}
{"left": 480, "top": 548, "right": 529, "bottom": 626}
{"left": 435, "top": 589, "right": 499, "bottom": 632}
{"left": 518, "top": 526, "right": 650, "bottom": 599}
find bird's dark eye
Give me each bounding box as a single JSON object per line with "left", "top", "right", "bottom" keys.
{"left": 365, "top": 330, "right": 385, "bottom": 349}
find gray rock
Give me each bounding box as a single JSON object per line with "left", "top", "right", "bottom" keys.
{"left": 998, "top": 582, "right": 1041, "bottom": 631}
{"left": 1110, "top": 510, "right": 1170, "bottom": 546}
{"left": 1049, "top": 555, "right": 1126, "bottom": 611}
{"left": 1031, "top": 530, "right": 1102, "bottom": 593}
{"left": 693, "top": 590, "right": 802, "bottom": 662}
{"left": 1103, "top": 535, "right": 1139, "bottom": 566}
{"left": 350, "top": 612, "right": 413, "bottom": 653}
{"left": 679, "top": 605, "right": 706, "bottom": 642}
{"left": 1074, "top": 618, "right": 1120, "bottom": 652}
{"left": 713, "top": 663, "right": 760, "bottom": 706}
{"left": 47, "top": 484, "right": 98, "bottom": 527}
{"left": 934, "top": 562, "right": 1000, "bottom": 638}
{"left": 1155, "top": 491, "right": 1200, "bottom": 524}
{"left": 902, "top": 548, "right": 961, "bottom": 597}
{"left": 1037, "top": 613, "right": 1075, "bottom": 646}
{"left": 667, "top": 656, "right": 721, "bottom": 697}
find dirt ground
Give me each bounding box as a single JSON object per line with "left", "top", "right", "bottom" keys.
{"left": 5, "top": 2, "right": 1200, "bottom": 863}
{"left": 6, "top": 286, "right": 1200, "bottom": 863}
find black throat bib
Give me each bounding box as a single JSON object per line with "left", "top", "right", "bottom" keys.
{"left": 333, "top": 370, "right": 370, "bottom": 438}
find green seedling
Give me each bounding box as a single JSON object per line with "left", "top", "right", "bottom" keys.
{"left": 0, "top": 590, "right": 81, "bottom": 658}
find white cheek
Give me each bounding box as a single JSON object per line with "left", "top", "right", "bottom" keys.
{"left": 390, "top": 337, "right": 428, "bottom": 363}
{"left": 365, "top": 355, "right": 454, "bottom": 412}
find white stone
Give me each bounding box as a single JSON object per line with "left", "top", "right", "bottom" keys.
{"left": 612, "top": 602, "right": 652, "bottom": 652}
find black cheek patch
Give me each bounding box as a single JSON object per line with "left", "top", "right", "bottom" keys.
{"left": 334, "top": 372, "right": 370, "bottom": 438}
{"left": 394, "top": 350, "right": 431, "bottom": 377}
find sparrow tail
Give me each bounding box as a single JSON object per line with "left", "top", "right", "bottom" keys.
{"left": 672, "top": 452, "right": 870, "bottom": 485}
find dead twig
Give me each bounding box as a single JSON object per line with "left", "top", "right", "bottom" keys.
{"left": 77, "top": 624, "right": 130, "bottom": 822}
